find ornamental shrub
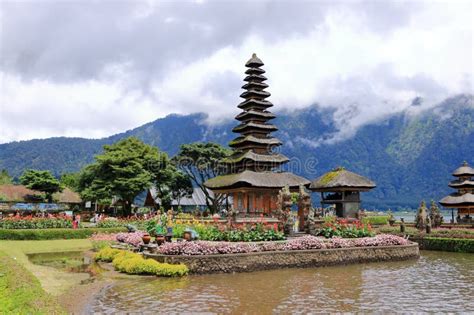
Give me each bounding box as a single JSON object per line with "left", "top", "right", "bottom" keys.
{"left": 94, "top": 247, "right": 122, "bottom": 262}
{"left": 99, "top": 248, "right": 188, "bottom": 276}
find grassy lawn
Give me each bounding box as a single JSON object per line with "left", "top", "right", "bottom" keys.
{"left": 0, "top": 251, "right": 66, "bottom": 314}
{"left": 0, "top": 239, "right": 92, "bottom": 296}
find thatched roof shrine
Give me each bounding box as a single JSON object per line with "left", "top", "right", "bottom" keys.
{"left": 309, "top": 167, "right": 376, "bottom": 192}
{"left": 205, "top": 170, "right": 310, "bottom": 191}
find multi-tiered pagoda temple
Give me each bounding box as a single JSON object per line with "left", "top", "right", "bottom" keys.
{"left": 205, "top": 54, "right": 309, "bottom": 216}
{"left": 440, "top": 161, "right": 474, "bottom": 223}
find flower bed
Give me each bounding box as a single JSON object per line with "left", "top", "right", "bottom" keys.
{"left": 0, "top": 216, "right": 73, "bottom": 229}
{"left": 95, "top": 247, "right": 188, "bottom": 277}
{"left": 116, "top": 231, "right": 145, "bottom": 247}
{"left": 158, "top": 234, "right": 409, "bottom": 256}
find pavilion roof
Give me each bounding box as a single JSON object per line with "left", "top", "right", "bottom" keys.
{"left": 204, "top": 170, "right": 310, "bottom": 190}
{"left": 452, "top": 161, "right": 474, "bottom": 177}
{"left": 309, "top": 168, "right": 376, "bottom": 191}
{"left": 223, "top": 151, "right": 289, "bottom": 164}
{"left": 439, "top": 193, "right": 474, "bottom": 207}
{"left": 448, "top": 179, "right": 474, "bottom": 189}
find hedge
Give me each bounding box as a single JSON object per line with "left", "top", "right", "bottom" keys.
{"left": 0, "top": 227, "right": 127, "bottom": 240}
{"left": 418, "top": 237, "right": 474, "bottom": 253}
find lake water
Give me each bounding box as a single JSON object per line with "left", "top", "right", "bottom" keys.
{"left": 88, "top": 251, "right": 474, "bottom": 313}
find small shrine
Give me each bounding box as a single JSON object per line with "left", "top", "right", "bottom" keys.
{"left": 440, "top": 161, "right": 474, "bottom": 223}
{"left": 309, "top": 167, "right": 376, "bottom": 218}
{"left": 204, "top": 54, "right": 310, "bottom": 217}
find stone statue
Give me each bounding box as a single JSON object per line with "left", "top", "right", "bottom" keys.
{"left": 277, "top": 185, "right": 293, "bottom": 235}
{"left": 415, "top": 201, "right": 428, "bottom": 230}
{"left": 429, "top": 200, "right": 443, "bottom": 228}
{"left": 297, "top": 185, "right": 311, "bottom": 233}
{"left": 307, "top": 207, "right": 317, "bottom": 235}
{"left": 400, "top": 218, "right": 406, "bottom": 233}
{"left": 425, "top": 215, "right": 432, "bottom": 234}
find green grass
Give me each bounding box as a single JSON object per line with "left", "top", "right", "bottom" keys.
{"left": 0, "top": 227, "right": 126, "bottom": 240}
{"left": 0, "top": 239, "right": 92, "bottom": 296}
{"left": 0, "top": 251, "right": 66, "bottom": 314}
{"left": 362, "top": 215, "right": 390, "bottom": 226}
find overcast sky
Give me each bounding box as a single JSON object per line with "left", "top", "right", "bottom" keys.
{"left": 0, "top": 0, "right": 472, "bottom": 144}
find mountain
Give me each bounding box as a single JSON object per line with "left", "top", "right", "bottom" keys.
{"left": 1, "top": 95, "right": 473, "bottom": 209}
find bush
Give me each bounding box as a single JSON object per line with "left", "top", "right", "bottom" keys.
{"left": 96, "top": 247, "right": 188, "bottom": 277}
{"left": 421, "top": 237, "right": 474, "bottom": 253}
{"left": 94, "top": 247, "right": 122, "bottom": 262}
{"left": 0, "top": 227, "right": 126, "bottom": 240}
{"left": 316, "top": 220, "right": 374, "bottom": 238}
{"left": 191, "top": 223, "right": 285, "bottom": 242}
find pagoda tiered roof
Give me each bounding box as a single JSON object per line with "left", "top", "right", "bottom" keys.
{"left": 226, "top": 53, "right": 288, "bottom": 171}
{"left": 440, "top": 161, "right": 474, "bottom": 208}
{"left": 204, "top": 53, "right": 309, "bottom": 190}
{"left": 452, "top": 161, "right": 474, "bottom": 177}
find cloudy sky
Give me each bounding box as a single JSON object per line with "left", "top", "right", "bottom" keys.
{"left": 0, "top": 0, "right": 472, "bottom": 144}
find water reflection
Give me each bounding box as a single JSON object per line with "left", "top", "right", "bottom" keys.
{"left": 89, "top": 251, "right": 474, "bottom": 314}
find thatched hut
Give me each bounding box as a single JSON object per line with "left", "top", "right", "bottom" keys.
{"left": 309, "top": 167, "right": 376, "bottom": 218}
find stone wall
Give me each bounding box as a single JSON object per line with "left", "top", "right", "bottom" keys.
{"left": 145, "top": 243, "right": 419, "bottom": 274}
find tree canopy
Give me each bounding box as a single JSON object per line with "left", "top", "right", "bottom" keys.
{"left": 172, "top": 142, "right": 231, "bottom": 213}
{"left": 19, "top": 169, "right": 62, "bottom": 202}
{"left": 0, "top": 169, "right": 13, "bottom": 185}
{"left": 78, "top": 137, "right": 169, "bottom": 215}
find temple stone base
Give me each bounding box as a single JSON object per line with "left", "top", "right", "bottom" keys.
{"left": 144, "top": 243, "right": 419, "bottom": 274}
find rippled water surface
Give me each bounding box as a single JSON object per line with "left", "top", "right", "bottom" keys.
{"left": 89, "top": 251, "right": 474, "bottom": 314}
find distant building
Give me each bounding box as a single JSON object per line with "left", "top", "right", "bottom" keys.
{"left": 0, "top": 184, "right": 82, "bottom": 212}
{"left": 141, "top": 187, "right": 219, "bottom": 212}
{"left": 309, "top": 167, "right": 376, "bottom": 218}
{"left": 440, "top": 161, "right": 474, "bottom": 223}
{"left": 204, "top": 54, "right": 310, "bottom": 216}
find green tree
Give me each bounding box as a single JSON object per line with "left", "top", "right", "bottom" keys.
{"left": 60, "top": 172, "right": 81, "bottom": 192}
{"left": 172, "top": 142, "right": 231, "bottom": 214}
{"left": 19, "top": 169, "right": 62, "bottom": 202}
{"left": 0, "top": 169, "right": 13, "bottom": 185}
{"left": 170, "top": 170, "right": 193, "bottom": 208}
{"left": 77, "top": 137, "right": 168, "bottom": 216}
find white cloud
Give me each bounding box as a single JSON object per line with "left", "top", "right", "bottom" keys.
{"left": 0, "top": 0, "right": 472, "bottom": 143}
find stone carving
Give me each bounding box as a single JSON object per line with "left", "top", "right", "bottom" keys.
{"left": 429, "top": 200, "right": 443, "bottom": 228}
{"left": 276, "top": 185, "right": 293, "bottom": 235}
{"left": 415, "top": 201, "right": 428, "bottom": 230}
{"left": 297, "top": 185, "right": 312, "bottom": 233}
{"left": 425, "top": 215, "right": 432, "bottom": 234}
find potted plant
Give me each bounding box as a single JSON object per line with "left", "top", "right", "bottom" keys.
{"left": 155, "top": 225, "right": 166, "bottom": 245}
{"left": 142, "top": 232, "right": 151, "bottom": 244}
